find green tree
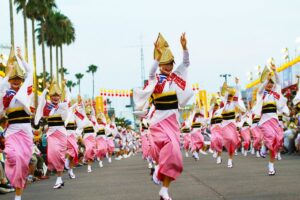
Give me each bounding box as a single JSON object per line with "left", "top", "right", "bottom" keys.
{"left": 34, "top": 0, "right": 56, "bottom": 87}
{"left": 48, "top": 11, "right": 75, "bottom": 85}
{"left": 59, "top": 17, "right": 75, "bottom": 85}
{"left": 14, "top": 0, "right": 28, "bottom": 61}
{"left": 65, "top": 80, "right": 76, "bottom": 93}
{"left": 75, "top": 73, "right": 84, "bottom": 95}
{"left": 86, "top": 64, "right": 98, "bottom": 99}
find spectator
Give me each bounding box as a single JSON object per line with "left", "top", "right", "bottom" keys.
{"left": 0, "top": 117, "right": 14, "bottom": 194}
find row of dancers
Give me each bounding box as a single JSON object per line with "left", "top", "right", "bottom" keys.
{"left": 0, "top": 47, "right": 140, "bottom": 200}
{"left": 134, "top": 33, "right": 294, "bottom": 200}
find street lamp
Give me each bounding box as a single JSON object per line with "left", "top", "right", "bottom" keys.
{"left": 220, "top": 74, "right": 231, "bottom": 83}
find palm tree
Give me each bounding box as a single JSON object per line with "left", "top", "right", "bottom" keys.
{"left": 66, "top": 80, "right": 76, "bottom": 92}
{"left": 75, "top": 73, "right": 84, "bottom": 95}
{"left": 59, "top": 17, "right": 75, "bottom": 85}
{"left": 9, "top": 0, "right": 15, "bottom": 48}
{"left": 14, "top": 0, "right": 28, "bottom": 61}
{"left": 43, "top": 11, "right": 58, "bottom": 81}
{"left": 34, "top": 0, "right": 56, "bottom": 88}
{"left": 25, "top": 0, "right": 41, "bottom": 107}
{"left": 51, "top": 11, "right": 65, "bottom": 82}
{"left": 58, "top": 67, "right": 69, "bottom": 76}
{"left": 86, "top": 64, "right": 98, "bottom": 99}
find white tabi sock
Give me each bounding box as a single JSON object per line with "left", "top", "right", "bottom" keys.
{"left": 65, "top": 158, "right": 70, "bottom": 169}
{"left": 88, "top": 165, "right": 92, "bottom": 171}
{"left": 159, "top": 186, "right": 169, "bottom": 197}
{"left": 268, "top": 162, "right": 274, "bottom": 171}
{"left": 15, "top": 195, "right": 21, "bottom": 200}
{"left": 68, "top": 169, "right": 73, "bottom": 175}
{"left": 56, "top": 176, "right": 62, "bottom": 185}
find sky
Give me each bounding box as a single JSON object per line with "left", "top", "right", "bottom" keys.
{"left": 1, "top": 0, "right": 300, "bottom": 119}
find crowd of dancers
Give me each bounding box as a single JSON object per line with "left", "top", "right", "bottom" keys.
{"left": 0, "top": 47, "right": 141, "bottom": 200}
{"left": 134, "top": 33, "right": 299, "bottom": 200}
{"left": 1, "top": 32, "right": 299, "bottom": 200}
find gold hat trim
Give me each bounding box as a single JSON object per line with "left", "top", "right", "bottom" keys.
{"left": 154, "top": 33, "right": 174, "bottom": 65}
{"left": 49, "top": 79, "right": 62, "bottom": 96}
{"left": 6, "top": 47, "right": 24, "bottom": 80}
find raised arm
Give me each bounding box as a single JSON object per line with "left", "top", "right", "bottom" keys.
{"left": 16, "top": 47, "right": 32, "bottom": 74}
{"left": 149, "top": 61, "right": 159, "bottom": 80}
{"left": 174, "top": 33, "right": 190, "bottom": 78}
{"left": 34, "top": 84, "right": 49, "bottom": 125}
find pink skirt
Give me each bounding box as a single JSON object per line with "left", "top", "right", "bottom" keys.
{"left": 67, "top": 134, "right": 79, "bottom": 165}
{"left": 147, "top": 132, "right": 155, "bottom": 159}
{"left": 259, "top": 118, "right": 281, "bottom": 156}
{"left": 84, "top": 135, "right": 96, "bottom": 161}
{"left": 4, "top": 130, "right": 33, "bottom": 189}
{"left": 106, "top": 138, "right": 115, "bottom": 154}
{"left": 251, "top": 126, "right": 263, "bottom": 150}
{"left": 47, "top": 131, "right": 67, "bottom": 172}
{"left": 190, "top": 129, "right": 204, "bottom": 152}
{"left": 277, "top": 126, "right": 284, "bottom": 149}
{"left": 96, "top": 137, "right": 108, "bottom": 159}
{"left": 149, "top": 114, "right": 183, "bottom": 181}
{"left": 141, "top": 134, "right": 150, "bottom": 159}
{"left": 240, "top": 128, "right": 251, "bottom": 150}
{"left": 183, "top": 134, "right": 191, "bottom": 151}
{"left": 210, "top": 125, "right": 223, "bottom": 153}
{"left": 222, "top": 122, "right": 239, "bottom": 154}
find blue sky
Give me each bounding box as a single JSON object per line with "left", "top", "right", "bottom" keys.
{"left": 1, "top": 0, "right": 300, "bottom": 118}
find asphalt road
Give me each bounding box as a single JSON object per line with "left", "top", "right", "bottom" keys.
{"left": 3, "top": 152, "right": 300, "bottom": 200}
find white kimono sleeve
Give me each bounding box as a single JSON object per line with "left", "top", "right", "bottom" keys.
{"left": 34, "top": 88, "right": 48, "bottom": 125}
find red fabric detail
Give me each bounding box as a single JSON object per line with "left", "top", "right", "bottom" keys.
{"left": 27, "top": 85, "right": 33, "bottom": 95}
{"left": 153, "top": 79, "right": 167, "bottom": 94}
{"left": 233, "top": 96, "right": 238, "bottom": 102}
{"left": 169, "top": 73, "right": 186, "bottom": 90}
{"left": 269, "top": 91, "right": 280, "bottom": 100}
{"left": 153, "top": 73, "right": 186, "bottom": 94}
{"left": 74, "top": 109, "right": 84, "bottom": 120}
{"left": 143, "top": 80, "right": 149, "bottom": 90}
{"left": 3, "top": 94, "right": 14, "bottom": 109}
{"left": 220, "top": 102, "right": 224, "bottom": 108}
{"left": 43, "top": 103, "right": 53, "bottom": 117}
{"left": 30, "top": 107, "right": 35, "bottom": 113}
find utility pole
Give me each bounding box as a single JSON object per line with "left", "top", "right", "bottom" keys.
{"left": 220, "top": 74, "right": 231, "bottom": 83}
{"left": 140, "top": 35, "right": 146, "bottom": 87}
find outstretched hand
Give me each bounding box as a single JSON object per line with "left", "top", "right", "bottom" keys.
{"left": 180, "top": 33, "right": 187, "bottom": 50}
{"left": 16, "top": 47, "right": 23, "bottom": 60}
{"left": 45, "top": 82, "right": 50, "bottom": 89}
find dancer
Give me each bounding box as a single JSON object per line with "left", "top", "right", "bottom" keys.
{"left": 1, "top": 47, "right": 33, "bottom": 200}
{"left": 182, "top": 123, "right": 191, "bottom": 158}
{"left": 95, "top": 113, "right": 108, "bottom": 168}
{"left": 189, "top": 105, "right": 205, "bottom": 160}
{"left": 239, "top": 109, "right": 252, "bottom": 156}
{"left": 65, "top": 99, "right": 79, "bottom": 179}
{"left": 220, "top": 78, "right": 246, "bottom": 168}
{"left": 253, "top": 62, "right": 288, "bottom": 175}
{"left": 134, "top": 33, "right": 193, "bottom": 200}
{"left": 250, "top": 108, "right": 263, "bottom": 158}
{"left": 209, "top": 96, "right": 223, "bottom": 164}
{"left": 75, "top": 98, "right": 97, "bottom": 173}
{"left": 35, "top": 80, "right": 69, "bottom": 189}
